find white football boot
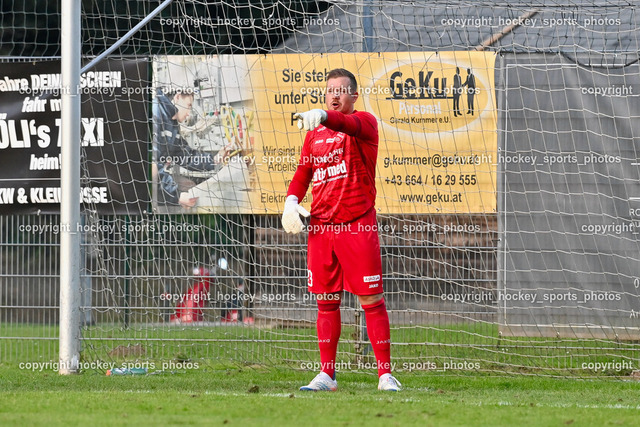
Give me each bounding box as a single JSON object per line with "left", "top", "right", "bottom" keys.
{"left": 299, "top": 372, "right": 338, "bottom": 391}
{"left": 378, "top": 373, "right": 402, "bottom": 391}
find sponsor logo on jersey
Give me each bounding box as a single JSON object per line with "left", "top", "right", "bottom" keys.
{"left": 312, "top": 147, "right": 344, "bottom": 165}
{"left": 312, "top": 160, "right": 347, "bottom": 183}
{"left": 363, "top": 274, "right": 381, "bottom": 283}
{"left": 315, "top": 132, "right": 344, "bottom": 145}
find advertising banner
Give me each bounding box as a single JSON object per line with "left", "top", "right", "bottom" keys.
{"left": 154, "top": 53, "right": 498, "bottom": 214}
{"left": 0, "top": 59, "right": 149, "bottom": 214}
{"left": 252, "top": 52, "right": 498, "bottom": 214}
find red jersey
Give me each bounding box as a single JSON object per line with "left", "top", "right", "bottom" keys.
{"left": 287, "top": 110, "right": 379, "bottom": 224}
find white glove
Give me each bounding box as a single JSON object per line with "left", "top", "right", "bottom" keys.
{"left": 293, "top": 109, "right": 328, "bottom": 131}
{"left": 281, "top": 195, "right": 310, "bottom": 234}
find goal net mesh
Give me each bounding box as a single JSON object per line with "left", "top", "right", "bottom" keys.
{"left": 1, "top": 0, "right": 639, "bottom": 377}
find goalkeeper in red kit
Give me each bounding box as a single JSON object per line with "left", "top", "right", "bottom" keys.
{"left": 282, "top": 68, "right": 401, "bottom": 392}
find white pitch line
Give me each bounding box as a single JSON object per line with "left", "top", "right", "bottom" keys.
{"left": 467, "top": 400, "right": 640, "bottom": 410}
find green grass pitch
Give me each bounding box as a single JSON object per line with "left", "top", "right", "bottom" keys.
{"left": 1, "top": 366, "right": 640, "bottom": 426}
{"left": 2, "top": 323, "right": 640, "bottom": 425}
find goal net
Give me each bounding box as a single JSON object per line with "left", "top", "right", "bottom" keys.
{"left": 1, "top": 0, "right": 639, "bottom": 377}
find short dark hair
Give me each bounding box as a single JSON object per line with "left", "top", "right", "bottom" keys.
{"left": 327, "top": 68, "right": 358, "bottom": 93}
{"left": 172, "top": 91, "right": 194, "bottom": 100}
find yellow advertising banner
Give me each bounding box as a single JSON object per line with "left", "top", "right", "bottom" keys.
{"left": 152, "top": 53, "right": 497, "bottom": 214}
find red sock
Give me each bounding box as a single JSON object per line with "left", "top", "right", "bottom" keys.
{"left": 317, "top": 300, "right": 341, "bottom": 379}
{"left": 362, "top": 298, "right": 392, "bottom": 377}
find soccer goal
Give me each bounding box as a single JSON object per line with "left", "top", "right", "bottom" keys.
{"left": 0, "top": 1, "right": 639, "bottom": 378}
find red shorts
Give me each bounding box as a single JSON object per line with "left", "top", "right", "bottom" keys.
{"left": 307, "top": 208, "right": 383, "bottom": 296}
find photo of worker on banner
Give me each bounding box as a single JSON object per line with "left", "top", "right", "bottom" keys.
{"left": 152, "top": 56, "right": 256, "bottom": 214}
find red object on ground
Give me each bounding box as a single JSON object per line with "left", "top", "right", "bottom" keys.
{"left": 170, "top": 267, "right": 211, "bottom": 323}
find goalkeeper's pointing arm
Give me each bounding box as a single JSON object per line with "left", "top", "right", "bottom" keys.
{"left": 293, "top": 109, "right": 327, "bottom": 131}
{"left": 295, "top": 108, "right": 376, "bottom": 138}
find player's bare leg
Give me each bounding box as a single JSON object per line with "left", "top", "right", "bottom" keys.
{"left": 300, "top": 292, "right": 342, "bottom": 391}
{"left": 358, "top": 293, "right": 402, "bottom": 391}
